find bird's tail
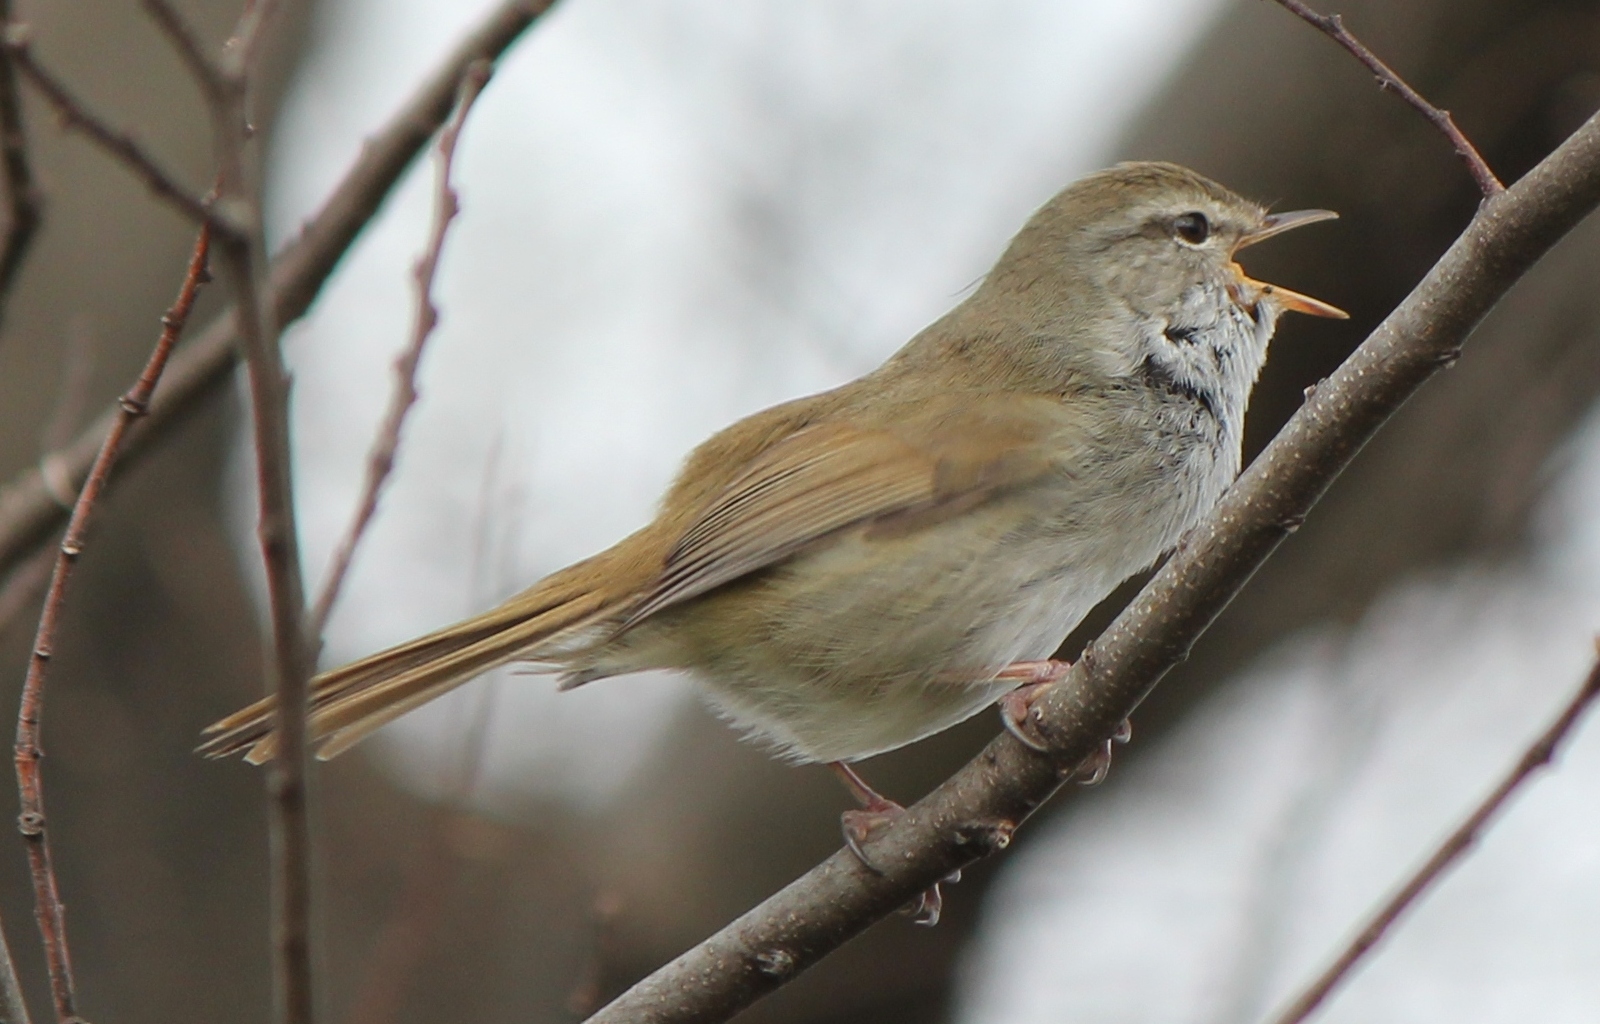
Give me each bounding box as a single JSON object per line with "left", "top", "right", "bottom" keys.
{"left": 197, "top": 558, "right": 633, "bottom": 764}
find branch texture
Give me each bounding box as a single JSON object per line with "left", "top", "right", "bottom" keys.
{"left": 582, "top": 107, "right": 1600, "bottom": 1024}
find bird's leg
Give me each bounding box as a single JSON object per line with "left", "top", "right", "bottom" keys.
{"left": 827, "top": 762, "right": 954, "bottom": 927}
{"left": 995, "top": 659, "right": 1132, "bottom": 785}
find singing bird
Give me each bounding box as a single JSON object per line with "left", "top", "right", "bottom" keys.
{"left": 202, "top": 163, "right": 1341, "bottom": 912}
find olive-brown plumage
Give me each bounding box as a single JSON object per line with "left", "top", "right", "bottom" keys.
{"left": 199, "top": 162, "right": 1341, "bottom": 766}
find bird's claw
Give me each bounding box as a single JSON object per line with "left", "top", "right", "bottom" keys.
{"left": 996, "top": 659, "right": 1074, "bottom": 752}
{"left": 830, "top": 761, "right": 956, "bottom": 926}
{"left": 1070, "top": 717, "right": 1133, "bottom": 786}
{"left": 996, "top": 668, "right": 1132, "bottom": 785}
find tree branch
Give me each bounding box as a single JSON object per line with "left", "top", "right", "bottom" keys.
{"left": 1269, "top": 0, "right": 1503, "bottom": 197}
{"left": 168, "top": 0, "right": 322, "bottom": 1015}
{"left": 13, "top": 220, "right": 212, "bottom": 1024}
{"left": 141, "top": 0, "right": 228, "bottom": 107}
{"left": 1, "top": 26, "right": 217, "bottom": 228}
{"left": 581, "top": 107, "right": 1600, "bottom": 1024}
{"left": 1267, "top": 641, "right": 1600, "bottom": 1024}
{"left": 0, "top": 0, "right": 41, "bottom": 334}
{"left": 0, "top": 0, "right": 560, "bottom": 582}
{"left": 308, "top": 59, "right": 493, "bottom": 638}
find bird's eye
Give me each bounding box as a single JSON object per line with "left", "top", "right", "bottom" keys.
{"left": 1173, "top": 212, "right": 1210, "bottom": 245}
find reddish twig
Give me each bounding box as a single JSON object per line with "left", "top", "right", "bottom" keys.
{"left": 1267, "top": 642, "right": 1600, "bottom": 1024}
{"left": 1270, "top": 1, "right": 1503, "bottom": 197}
{"left": 13, "top": 221, "right": 212, "bottom": 1024}
{"left": 309, "top": 59, "right": 494, "bottom": 637}
{"left": 1, "top": 26, "right": 218, "bottom": 229}
{"left": 0, "top": 0, "right": 41, "bottom": 331}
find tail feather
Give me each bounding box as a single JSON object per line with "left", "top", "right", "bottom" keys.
{"left": 303, "top": 591, "right": 615, "bottom": 760}
{"left": 197, "top": 562, "right": 636, "bottom": 763}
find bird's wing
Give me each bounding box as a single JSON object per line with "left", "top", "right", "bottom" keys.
{"left": 622, "top": 393, "right": 1066, "bottom": 628}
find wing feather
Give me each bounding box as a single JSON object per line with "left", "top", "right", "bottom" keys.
{"left": 624, "top": 395, "right": 1067, "bottom": 628}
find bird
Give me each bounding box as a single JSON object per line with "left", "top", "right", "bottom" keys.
{"left": 200, "top": 161, "right": 1342, "bottom": 920}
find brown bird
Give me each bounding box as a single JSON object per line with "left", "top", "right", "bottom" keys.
{"left": 201, "top": 162, "right": 1341, "bottom": 920}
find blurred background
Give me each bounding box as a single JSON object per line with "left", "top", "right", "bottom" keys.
{"left": 0, "top": 0, "right": 1598, "bottom": 1021}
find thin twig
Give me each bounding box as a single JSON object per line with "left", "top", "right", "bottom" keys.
{"left": 309, "top": 59, "right": 494, "bottom": 637}
{"left": 0, "top": 1, "right": 42, "bottom": 331}
{"left": 1270, "top": 0, "right": 1503, "bottom": 197}
{"left": 1, "top": 27, "right": 219, "bottom": 229}
{"left": 141, "top": 0, "right": 227, "bottom": 104}
{"left": 0, "top": 0, "right": 560, "bottom": 586}
{"left": 580, "top": 107, "right": 1600, "bottom": 1024}
{"left": 13, "top": 221, "right": 212, "bottom": 1024}
{"left": 220, "top": 0, "right": 280, "bottom": 84}
{"left": 184, "top": 0, "right": 318, "bottom": 1017}
{"left": 1267, "top": 643, "right": 1600, "bottom": 1024}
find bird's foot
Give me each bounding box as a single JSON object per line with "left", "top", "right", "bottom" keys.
{"left": 996, "top": 659, "right": 1074, "bottom": 751}
{"left": 829, "top": 762, "right": 956, "bottom": 927}
{"left": 995, "top": 660, "right": 1131, "bottom": 785}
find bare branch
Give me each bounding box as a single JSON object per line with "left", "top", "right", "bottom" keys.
{"left": 0, "top": 0, "right": 559, "bottom": 579}
{"left": 580, "top": 108, "right": 1600, "bottom": 1024}
{"left": 226, "top": 220, "right": 315, "bottom": 1024}
{"left": 141, "top": 0, "right": 228, "bottom": 104}
{"left": 1270, "top": 0, "right": 1503, "bottom": 197}
{"left": 14, "top": 221, "right": 212, "bottom": 1024}
{"left": 0, "top": 0, "right": 41, "bottom": 332}
{"left": 309, "top": 59, "right": 494, "bottom": 638}
{"left": 220, "top": 0, "right": 280, "bottom": 85}
{"left": 1267, "top": 642, "right": 1600, "bottom": 1024}
{"left": 1, "top": 27, "right": 216, "bottom": 228}
{"left": 180, "top": 1, "right": 318, "bottom": 1017}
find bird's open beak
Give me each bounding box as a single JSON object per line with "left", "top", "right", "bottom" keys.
{"left": 1229, "top": 209, "right": 1347, "bottom": 320}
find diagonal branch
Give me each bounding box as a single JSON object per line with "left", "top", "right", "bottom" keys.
{"left": 580, "top": 106, "right": 1600, "bottom": 1024}
{"left": 14, "top": 220, "right": 212, "bottom": 1024}
{"left": 141, "top": 0, "right": 228, "bottom": 106}
{"left": 0, "top": 0, "right": 561, "bottom": 584}
{"left": 1267, "top": 641, "right": 1600, "bottom": 1024}
{"left": 1270, "top": 0, "right": 1503, "bottom": 197}
{"left": 308, "top": 59, "right": 494, "bottom": 638}
{"left": 1, "top": 27, "right": 217, "bottom": 228}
